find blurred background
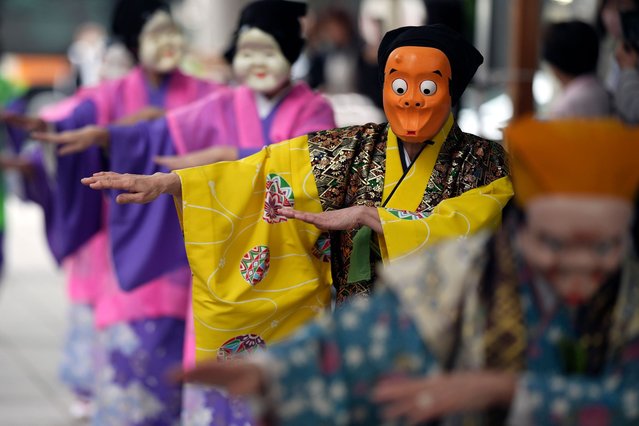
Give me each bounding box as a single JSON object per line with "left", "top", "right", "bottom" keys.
{"left": 0, "top": 0, "right": 625, "bottom": 424}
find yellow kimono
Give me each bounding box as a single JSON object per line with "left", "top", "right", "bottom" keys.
{"left": 176, "top": 116, "right": 513, "bottom": 361}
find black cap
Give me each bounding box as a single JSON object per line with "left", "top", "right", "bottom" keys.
{"left": 542, "top": 21, "right": 599, "bottom": 77}
{"left": 111, "top": 0, "right": 171, "bottom": 60}
{"left": 224, "top": 0, "right": 307, "bottom": 65}
{"left": 377, "top": 24, "right": 484, "bottom": 106}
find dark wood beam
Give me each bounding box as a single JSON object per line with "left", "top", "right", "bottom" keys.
{"left": 509, "top": 0, "right": 542, "bottom": 118}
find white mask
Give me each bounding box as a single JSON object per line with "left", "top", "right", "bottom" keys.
{"left": 138, "top": 10, "right": 185, "bottom": 73}
{"left": 232, "top": 27, "right": 291, "bottom": 96}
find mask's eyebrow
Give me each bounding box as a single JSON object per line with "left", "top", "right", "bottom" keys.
{"left": 388, "top": 68, "right": 398, "bottom": 74}
{"left": 433, "top": 70, "right": 442, "bottom": 77}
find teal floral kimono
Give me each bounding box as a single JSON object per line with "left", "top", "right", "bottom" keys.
{"left": 260, "top": 231, "right": 639, "bottom": 425}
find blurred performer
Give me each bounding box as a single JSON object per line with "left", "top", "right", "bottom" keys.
{"left": 82, "top": 23, "right": 512, "bottom": 387}
{"left": 2, "top": 0, "right": 220, "bottom": 424}
{"left": 542, "top": 21, "right": 613, "bottom": 119}
{"left": 181, "top": 118, "right": 639, "bottom": 425}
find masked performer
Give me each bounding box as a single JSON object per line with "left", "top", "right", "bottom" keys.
{"left": 182, "top": 118, "right": 639, "bottom": 426}
{"left": 83, "top": 25, "right": 512, "bottom": 371}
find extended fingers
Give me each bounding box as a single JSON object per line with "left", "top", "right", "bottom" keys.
{"left": 81, "top": 173, "right": 131, "bottom": 190}
{"left": 154, "top": 155, "right": 178, "bottom": 168}
{"left": 279, "top": 208, "right": 323, "bottom": 225}
{"left": 58, "top": 143, "right": 85, "bottom": 156}
{"left": 180, "top": 362, "right": 242, "bottom": 386}
{"left": 373, "top": 377, "right": 431, "bottom": 402}
{"left": 30, "top": 131, "right": 67, "bottom": 144}
{"left": 116, "top": 192, "right": 149, "bottom": 204}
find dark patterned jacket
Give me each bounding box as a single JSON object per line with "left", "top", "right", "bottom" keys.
{"left": 307, "top": 122, "right": 509, "bottom": 302}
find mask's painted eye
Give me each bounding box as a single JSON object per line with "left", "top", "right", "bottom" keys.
{"left": 420, "top": 80, "right": 437, "bottom": 96}
{"left": 391, "top": 78, "right": 408, "bottom": 95}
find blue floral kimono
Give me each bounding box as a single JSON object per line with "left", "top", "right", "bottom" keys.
{"left": 261, "top": 233, "right": 639, "bottom": 425}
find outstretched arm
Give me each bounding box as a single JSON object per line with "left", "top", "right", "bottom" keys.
{"left": 0, "top": 110, "right": 47, "bottom": 133}
{"left": 154, "top": 145, "right": 239, "bottom": 170}
{"left": 0, "top": 154, "right": 34, "bottom": 176}
{"left": 31, "top": 125, "right": 110, "bottom": 156}
{"left": 81, "top": 171, "right": 181, "bottom": 204}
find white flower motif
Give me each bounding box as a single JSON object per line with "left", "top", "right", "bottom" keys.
{"left": 527, "top": 391, "right": 543, "bottom": 409}
{"left": 567, "top": 383, "right": 583, "bottom": 399}
{"left": 371, "top": 323, "right": 389, "bottom": 342}
{"left": 551, "top": 398, "right": 569, "bottom": 417}
{"left": 351, "top": 296, "right": 371, "bottom": 313}
{"left": 588, "top": 385, "right": 602, "bottom": 399}
{"left": 329, "top": 382, "right": 347, "bottom": 401}
{"left": 279, "top": 397, "right": 307, "bottom": 419}
{"left": 605, "top": 375, "right": 622, "bottom": 391}
{"left": 310, "top": 397, "right": 332, "bottom": 416}
{"left": 623, "top": 390, "right": 639, "bottom": 418}
{"left": 340, "top": 311, "right": 360, "bottom": 330}
{"left": 270, "top": 359, "right": 289, "bottom": 378}
{"left": 550, "top": 376, "right": 566, "bottom": 392}
{"left": 335, "top": 410, "right": 349, "bottom": 425}
{"left": 369, "top": 344, "right": 386, "bottom": 360}
{"left": 547, "top": 327, "right": 563, "bottom": 343}
{"left": 95, "top": 375, "right": 165, "bottom": 424}
{"left": 307, "top": 378, "right": 325, "bottom": 396}
{"left": 344, "top": 346, "right": 364, "bottom": 368}
{"left": 108, "top": 324, "right": 141, "bottom": 356}
{"left": 184, "top": 405, "right": 214, "bottom": 426}
{"left": 290, "top": 348, "right": 309, "bottom": 366}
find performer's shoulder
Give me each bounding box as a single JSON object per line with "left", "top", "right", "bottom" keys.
{"left": 308, "top": 122, "right": 387, "bottom": 142}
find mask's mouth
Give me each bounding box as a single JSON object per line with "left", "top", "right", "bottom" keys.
{"left": 406, "top": 130, "right": 416, "bottom": 136}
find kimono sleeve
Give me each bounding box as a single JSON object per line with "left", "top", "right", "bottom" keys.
{"left": 107, "top": 118, "right": 189, "bottom": 290}
{"left": 378, "top": 176, "right": 513, "bottom": 263}
{"left": 49, "top": 99, "right": 105, "bottom": 261}
{"left": 264, "top": 287, "right": 437, "bottom": 426}
{"left": 174, "top": 136, "right": 333, "bottom": 362}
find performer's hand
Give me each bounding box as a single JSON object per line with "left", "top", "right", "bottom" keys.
{"left": 0, "top": 155, "right": 34, "bottom": 176}
{"left": 279, "top": 205, "right": 382, "bottom": 234}
{"left": 31, "top": 125, "right": 109, "bottom": 155}
{"left": 616, "top": 42, "right": 639, "bottom": 70}
{"left": 372, "top": 371, "right": 516, "bottom": 424}
{"left": 0, "top": 111, "right": 47, "bottom": 132}
{"left": 155, "top": 146, "right": 239, "bottom": 170}
{"left": 175, "top": 360, "right": 266, "bottom": 396}
{"left": 114, "top": 106, "right": 165, "bottom": 125}
{"left": 81, "top": 171, "right": 182, "bottom": 203}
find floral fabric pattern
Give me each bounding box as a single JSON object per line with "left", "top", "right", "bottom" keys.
{"left": 263, "top": 173, "right": 294, "bottom": 224}
{"left": 264, "top": 236, "right": 639, "bottom": 425}
{"left": 92, "top": 317, "right": 185, "bottom": 426}
{"left": 59, "top": 303, "right": 97, "bottom": 398}
{"left": 181, "top": 384, "right": 254, "bottom": 426}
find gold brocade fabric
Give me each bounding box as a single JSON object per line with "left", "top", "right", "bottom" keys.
{"left": 482, "top": 228, "right": 527, "bottom": 373}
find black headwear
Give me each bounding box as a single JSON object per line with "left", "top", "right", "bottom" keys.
{"left": 224, "top": 0, "right": 307, "bottom": 65}
{"left": 542, "top": 21, "right": 599, "bottom": 77}
{"left": 377, "top": 24, "right": 484, "bottom": 106}
{"left": 110, "top": 0, "right": 171, "bottom": 60}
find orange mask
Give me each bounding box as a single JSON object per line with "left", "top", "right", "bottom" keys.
{"left": 383, "top": 46, "right": 452, "bottom": 143}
